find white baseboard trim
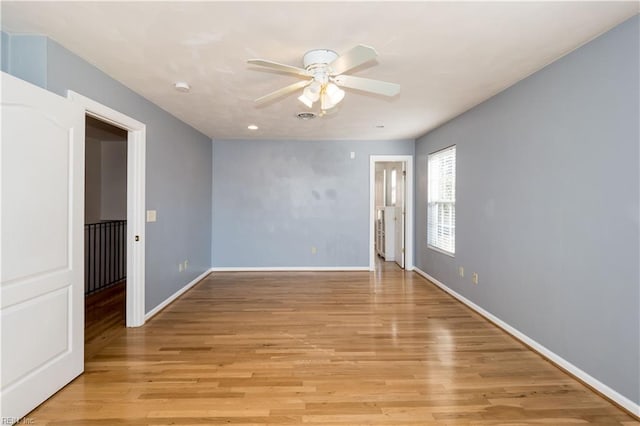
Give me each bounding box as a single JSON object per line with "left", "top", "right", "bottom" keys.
{"left": 413, "top": 267, "right": 640, "bottom": 417}
{"left": 209, "top": 266, "right": 370, "bottom": 272}
{"left": 145, "top": 269, "right": 211, "bottom": 321}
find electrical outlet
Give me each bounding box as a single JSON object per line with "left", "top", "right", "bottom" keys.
{"left": 184, "top": 260, "right": 189, "bottom": 270}
{"left": 458, "top": 266, "right": 464, "bottom": 277}
{"left": 178, "top": 263, "right": 183, "bottom": 272}
{"left": 311, "top": 246, "right": 317, "bottom": 255}
{"left": 472, "top": 273, "right": 479, "bottom": 285}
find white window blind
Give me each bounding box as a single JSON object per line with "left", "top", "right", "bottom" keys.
{"left": 428, "top": 145, "right": 456, "bottom": 255}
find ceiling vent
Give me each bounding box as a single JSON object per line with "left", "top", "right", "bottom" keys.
{"left": 296, "top": 112, "right": 317, "bottom": 120}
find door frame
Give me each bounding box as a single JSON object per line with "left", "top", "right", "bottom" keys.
{"left": 67, "top": 91, "right": 146, "bottom": 327}
{"left": 369, "top": 155, "right": 414, "bottom": 272}
{"left": 395, "top": 162, "right": 406, "bottom": 269}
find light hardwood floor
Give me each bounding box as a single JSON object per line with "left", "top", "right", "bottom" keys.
{"left": 84, "top": 281, "right": 126, "bottom": 361}
{"left": 27, "top": 262, "right": 637, "bottom": 425}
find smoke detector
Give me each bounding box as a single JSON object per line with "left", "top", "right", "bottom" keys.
{"left": 174, "top": 81, "right": 191, "bottom": 92}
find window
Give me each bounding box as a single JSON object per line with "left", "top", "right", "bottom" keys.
{"left": 427, "top": 145, "right": 456, "bottom": 255}
{"left": 390, "top": 169, "right": 397, "bottom": 205}
{"left": 382, "top": 169, "right": 387, "bottom": 205}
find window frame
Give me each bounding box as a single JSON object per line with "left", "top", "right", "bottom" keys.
{"left": 390, "top": 168, "right": 397, "bottom": 206}
{"left": 427, "top": 145, "right": 456, "bottom": 256}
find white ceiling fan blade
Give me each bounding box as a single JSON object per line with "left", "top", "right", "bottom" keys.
{"left": 329, "top": 44, "right": 378, "bottom": 75}
{"left": 247, "top": 59, "right": 309, "bottom": 77}
{"left": 255, "top": 79, "right": 311, "bottom": 104}
{"left": 333, "top": 75, "right": 400, "bottom": 97}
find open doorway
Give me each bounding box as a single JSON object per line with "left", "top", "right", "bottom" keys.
{"left": 369, "top": 155, "right": 414, "bottom": 272}
{"left": 84, "top": 116, "right": 128, "bottom": 358}
{"left": 69, "top": 90, "right": 147, "bottom": 330}
{"left": 374, "top": 161, "right": 405, "bottom": 269}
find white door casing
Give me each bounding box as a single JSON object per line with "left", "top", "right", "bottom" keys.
{"left": 369, "top": 155, "right": 414, "bottom": 272}
{"left": 394, "top": 164, "right": 406, "bottom": 269}
{"left": 1, "top": 72, "right": 84, "bottom": 421}
{"left": 67, "top": 91, "right": 146, "bottom": 328}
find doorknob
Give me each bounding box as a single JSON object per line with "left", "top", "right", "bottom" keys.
{"left": 135, "top": 235, "right": 140, "bottom": 242}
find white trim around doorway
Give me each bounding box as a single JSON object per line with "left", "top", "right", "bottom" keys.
{"left": 67, "top": 91, "right": 146, "bottom": 327}
{"left": 369, "top": 155, "right": 414, "bottom": 272}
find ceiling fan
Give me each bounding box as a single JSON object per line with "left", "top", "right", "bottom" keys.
{"left": 247, "top": 44, "right": 400, "bottom": 113}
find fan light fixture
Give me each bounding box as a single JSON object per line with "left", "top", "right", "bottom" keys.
{"left": 298, "top": 81, "right": 322, "bottom": 107}
{"left": 298, "top": 81, "right": 344, "bottom": 110}
{"left": 323, "top": 83, "right": 345, "bottom": 108}
{"left": 248, "top": 45, "right": 400, "bottom": 115}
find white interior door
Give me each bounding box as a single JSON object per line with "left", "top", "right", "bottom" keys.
{"left": 1, "top": 72, "right": 84, "bottom": 422}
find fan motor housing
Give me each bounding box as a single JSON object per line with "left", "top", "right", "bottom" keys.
{"left": 303, "top": 49, "right": 338, "bottom": 69}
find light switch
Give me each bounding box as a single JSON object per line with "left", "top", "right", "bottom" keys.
{"left": 146, "top": 210, "right": 157, "bottom": 222}
{"left": 350, "top": 151, "right": 356, "bottom": 159}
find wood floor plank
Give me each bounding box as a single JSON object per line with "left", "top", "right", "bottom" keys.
{"left": 84, "top": 281, "right": 126, "bottom": 361}
{"left": 23, "top": 262, "right": 637, "bottom": 425}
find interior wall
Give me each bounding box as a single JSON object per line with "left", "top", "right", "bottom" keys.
{"left": 2, "top": 33, "right": 213, "bottom": 313}
{"left": 384, "top": 162, "right": 404, "bottom": 207}
{"left": 415, "top": 15, "right": 639, "bottom": 405}
{"left": 0, "top": 32, "right": 47, "bottom": 88}
{"left": 100, "top": 140, "right": 127, "bottom": 220}
{"left": 375, "top": 161, "right": 404, "bottom": 208}
{"left": 85, "top": 116, "right": 128, "bottom": 223}
{"left": 375, "top": 163, "right": 385, "bottom": 207}
{"left": 1, "top": 31, "right": 10, "bottom": 73}
{"left": 84, "top": 136, "right": 102, "bottom": 224}
{"left": 212, "top": 139, "right": 414, "bottom": 268}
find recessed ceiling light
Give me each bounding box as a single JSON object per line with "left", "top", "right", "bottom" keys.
{"left": 247, "top": 124, "right": 259, "bottom": 130}
{"left": 174, "top": 82, "right": 190, "bottom": 93}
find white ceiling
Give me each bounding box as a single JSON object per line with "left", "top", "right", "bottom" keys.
{"left": 2, "top": 2, "right": 637, "bottom": 141}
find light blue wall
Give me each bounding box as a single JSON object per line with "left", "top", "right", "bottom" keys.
{"left": 1, "top": 32, "right": 47, "bottom": 87}
{"left": 45, "top": 39, "right": 213, "bottom": 313}
{"left": 2, "top": 34, "right": 213, "bottom": 313}
{"left": 1, "top": 32, "right": 9, "bottom": 73}
{"left": 415, "top": 16, "right": 639, "bottom": 404}
{"left": 212, "top": 139, "right": 414, "bottom": 268}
